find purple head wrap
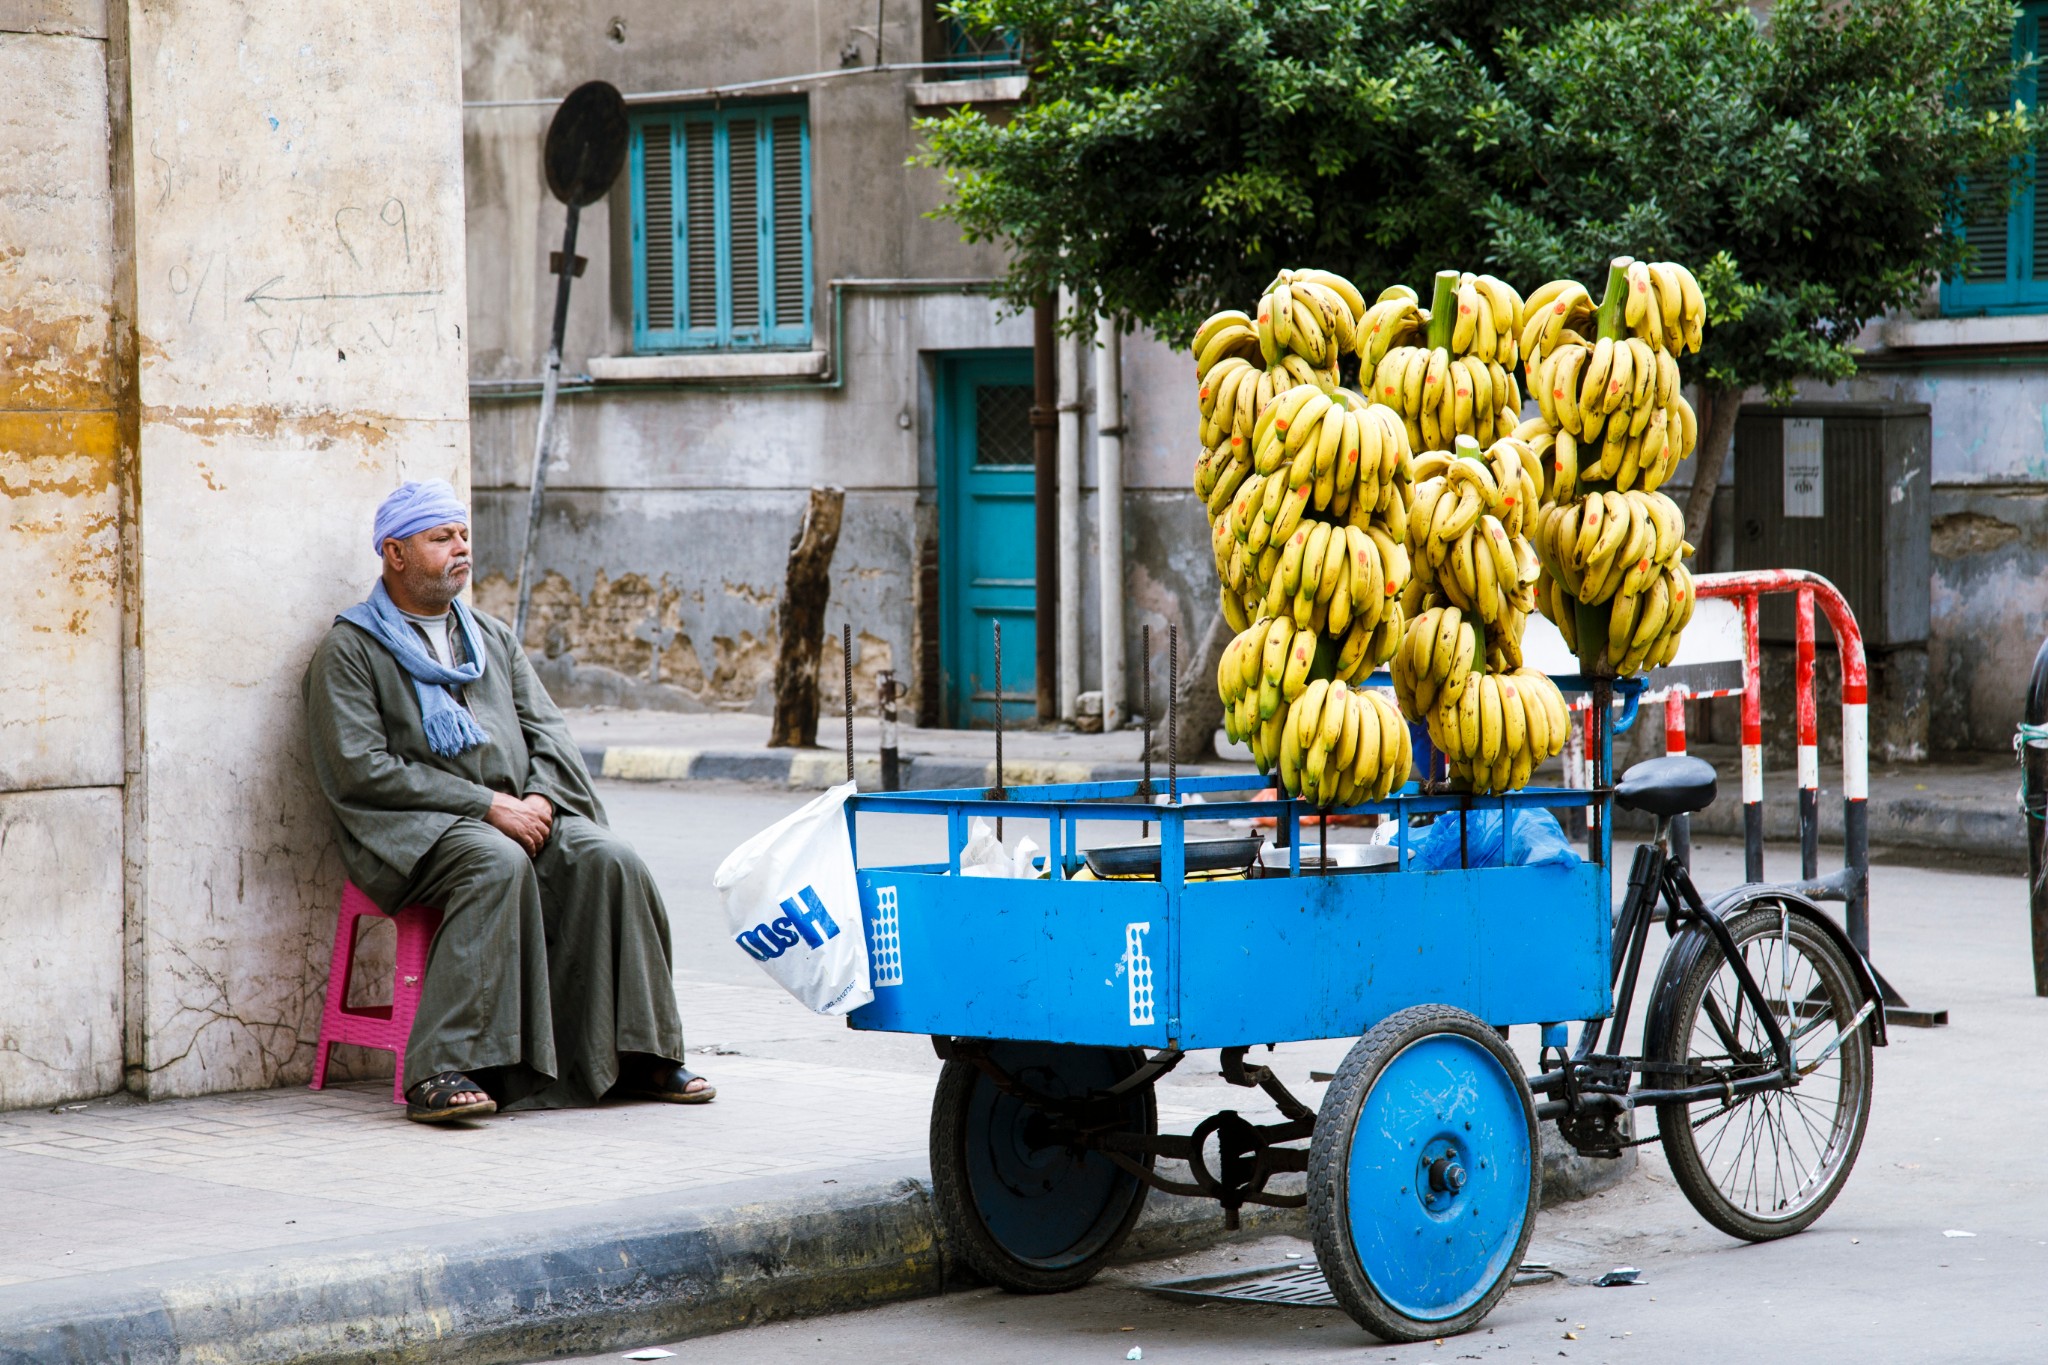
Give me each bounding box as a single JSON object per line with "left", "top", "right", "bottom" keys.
{"left": 371, "top": 479, "right": 469, "bottom": 556}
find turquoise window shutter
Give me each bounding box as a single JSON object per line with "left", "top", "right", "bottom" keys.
{"left": 1944, "top": 4, "right": 2047, "bottom": 316}
{"left": 631, "top": 102, "right": 811, "bottom": 350}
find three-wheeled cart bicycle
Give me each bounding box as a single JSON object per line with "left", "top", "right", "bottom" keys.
{"left": 840, "top": 674, "right": 1883, "bottom": 1341}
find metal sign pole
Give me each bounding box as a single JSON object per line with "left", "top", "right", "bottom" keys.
{"left": 514, "top": 202, "right": 580, "bottom": 641}
{"left": 509, "top": 80, "right": 628, "bottom": 642}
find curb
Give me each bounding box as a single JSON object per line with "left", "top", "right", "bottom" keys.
{"left": 588, "top": 745, "right": 1257, "bottom": 793}
{"left": 0, "top": 1166, "right": 1287, "bottom": 1365}
{"left": 0, "top": 1147, "right": 1633, "bottom": 1365}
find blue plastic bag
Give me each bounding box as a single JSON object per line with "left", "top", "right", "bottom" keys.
{"left": 1409, "top": 807, "right": 1581, "bottom": 871}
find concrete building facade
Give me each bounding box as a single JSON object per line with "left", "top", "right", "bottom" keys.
{"left": 463, "top": 4, "right": 2048, "bottom": 763}
{"left": 459, "top": 0, "right": 1207, "bottom": 735}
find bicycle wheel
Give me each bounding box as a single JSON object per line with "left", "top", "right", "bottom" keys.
{"left": 1646, "top": 900, "right": 1875, "bottom": 1241}
{"left": 929, "top": 1042, "right": 1155, "bottom": 1293}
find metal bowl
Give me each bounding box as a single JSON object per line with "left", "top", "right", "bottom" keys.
{"left": 1083, "top": 836, "right": 1265, "bottom": 880}
{"left": 1253, "top": 842, "right": 1404, "bottom": 877}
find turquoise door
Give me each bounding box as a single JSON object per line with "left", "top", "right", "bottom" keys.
{"left": 937, "top": 351, "right": 1038, "bottom": 727}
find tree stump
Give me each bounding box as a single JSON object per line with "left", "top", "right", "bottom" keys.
{"left": 768, "top": 485, "right": 846, "bottom": 749}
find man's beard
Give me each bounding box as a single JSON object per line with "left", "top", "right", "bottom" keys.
{"left": 407, "top": 561, "right": 469, "bottom": 611}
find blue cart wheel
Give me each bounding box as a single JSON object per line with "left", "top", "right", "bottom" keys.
{"left": 1309, "top": 1005, "right": 1539, "bottom": 1342}
{"left": 930, "top": 1042, "right": 1155, "bottom": 1293}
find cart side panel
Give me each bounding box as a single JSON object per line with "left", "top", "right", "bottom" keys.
{"left": 1173, "top": 863, "right": 1611, "bottom": 1048}
{"left": 847, "top": 869, "right": 1175, "bottom": 1048}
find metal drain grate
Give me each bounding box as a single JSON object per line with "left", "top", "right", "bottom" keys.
{"left": 1143, "top": 1262, "right": 1338, "bottom": 1308}
{"left": 1142, "top": 1261, "right": 1562, "bottom": 1309}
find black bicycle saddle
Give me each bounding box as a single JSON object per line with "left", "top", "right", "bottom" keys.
{"left": 1614, "top": 755, "right": 1718, "bottom": 818}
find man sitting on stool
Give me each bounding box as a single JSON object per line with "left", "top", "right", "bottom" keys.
{"left": 302, "top": 479, "right": 714, "bottom": 1122}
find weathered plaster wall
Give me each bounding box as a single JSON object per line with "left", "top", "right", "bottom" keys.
{"left": 121, "top": 0, "right": 471, "bottom": 1098}
{"left": 0, "top": 15, "right": 128, "bottom": 1108}
{"left": 1928, "top": 484, "right": 2048, "bottom": 752}
{"left": 468, "top": 292, "right": 1023, "bottom": 711}
{"left": 1784, "top": 364, "right": 2048, "bottom": 752}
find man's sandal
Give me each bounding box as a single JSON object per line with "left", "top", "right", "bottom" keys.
{"left": 618, "top": 1064, "right": 716, "bottom": 1104}
{"left": 405, "top": 1071, "right": 498, "bottom": 1123}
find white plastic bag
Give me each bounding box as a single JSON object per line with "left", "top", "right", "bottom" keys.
{"left": 958, "top": 817, "right": 1042, "bottom": 878}
{"left": 713, "top": 781, "right": 873, "bottom": 1014}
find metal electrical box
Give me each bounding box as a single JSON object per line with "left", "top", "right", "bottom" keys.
{"left": 1732, "top": 402, "right": 1931, "bottom": 647}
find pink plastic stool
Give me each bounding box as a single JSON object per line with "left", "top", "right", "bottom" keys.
{"left": 309, "top": 881, "right": 444, "bottom": 1104}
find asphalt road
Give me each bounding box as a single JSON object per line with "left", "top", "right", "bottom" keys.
{"left": 578, "top": 780, "right": 2047, "bottom": 1365}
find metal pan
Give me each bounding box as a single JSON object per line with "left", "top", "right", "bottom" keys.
{"left": 1084, "top": 836, "right": 1265, "bottom": 880}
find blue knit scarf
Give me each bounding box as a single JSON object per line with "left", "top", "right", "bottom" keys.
{"left": 339, "top": 581, "right": 492, "bottom": 757}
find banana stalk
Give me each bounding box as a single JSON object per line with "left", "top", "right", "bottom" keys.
{"left": 1574, "top": 257, "right": 1634, "bottom": 677}
{"left": 1427, "top": 269, "right": 1459, "bottom": 353}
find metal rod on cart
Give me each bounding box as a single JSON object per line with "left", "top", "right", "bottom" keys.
{"left": 1592, "top": 678, "right": 1612, "bottom": 867}
{"left": 993, "top": 620, "right": 1004, "bottom": 840}
{"left": 1141, "top": 624, "right": 1152, "bottom": 839}
{"left": 844, "top": 623, "right": 855, "bottom": 787}
{"left": 1168, "top": 624, "right": 1179, "bottom": 807}
{"left": 1320, "top": 797, "right": 1329, "bottom": 875}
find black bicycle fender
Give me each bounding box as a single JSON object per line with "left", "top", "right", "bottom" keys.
{"left": 1679, "top": 885, "right": 1888, "bottom": 1050}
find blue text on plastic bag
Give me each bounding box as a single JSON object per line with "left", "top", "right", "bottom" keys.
{"left": 1410, "top": 807, "right": 1582, "bottom": 871}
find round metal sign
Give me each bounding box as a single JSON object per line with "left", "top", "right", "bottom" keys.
{"left": 544, "top": 80, "right": 629, "bottom": 207}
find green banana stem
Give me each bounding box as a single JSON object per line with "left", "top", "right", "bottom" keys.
{"left": 1575, "top": 597, "right": 1611, "bottom": 677}
{"left": 1594, "top": 258, "right": 1631, "bottom": 344}
{"left": 1426, "top": 270, "right": 1459, "bottom": 351}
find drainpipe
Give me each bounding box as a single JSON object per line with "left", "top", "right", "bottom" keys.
{"left": 1056, "top": 291, "right": 1084, "bottom": 721}
{"left": 1032, "top": 293, "right": 1059, "bottom": 722}
{"left": 1095, "top": 313, "right": 1126, "bottom": 731}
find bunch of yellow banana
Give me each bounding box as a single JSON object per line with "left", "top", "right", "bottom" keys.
{"left": 1277, "top": 679, "right": 1414, "bottom": 807}
{"left": 1245, "top": 384, "right": 1417, "bottom": 524}
{"left": 1217, "top": 615, "right": 1316, "bottom": 755}
{"left": 1389, "top": 601, "right": 1477, "bottom": 720}
{"left": 1522, "top": 259, "right": 1706, "bottom": 493}
{"left": 1365, "top": 273, "right": 1526, "bottom": 451}
{"left": 1516, "top": 279, "right": 1595, "bottom": 370}
{"left": 1355, "top": 284, "right": 1428, "bottom": 370}
{"left": 1448, "top": 273, "right": 1527, "bottom": 369}
{"left": 1532, "top": 488, "right": 1697, "bottom": 674}
{"left": 1424, "top": 666, "right": 1571, "bottom": 796}
{"left": 1402, "top": 439, "right": 1543, "bottom": 638}
{"left": 1531, "top": 487, "right": 1687, "bottom": 607}
{"left": 1369, "top": 344, "right": 1524, "bottom": 453}
{"left": 1528, "top": 336, "right": 1698, "bottom": 494}
{"left": 1621, "top": 259, "right": 1706, "bottom": 355}
{"left": 1256, "top": 269, "right": 1368, "bottom": 381}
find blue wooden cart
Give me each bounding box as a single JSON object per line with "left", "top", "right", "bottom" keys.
{"left": 839, "top": 676, "right": 1883, "bottom": 1341}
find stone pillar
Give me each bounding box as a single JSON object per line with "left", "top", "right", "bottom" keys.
{"left": 0, "top": 11, "right": 127, "bottom": 1110}
{"left": 115, "top": 0, "right": 471, "bottom": 1097}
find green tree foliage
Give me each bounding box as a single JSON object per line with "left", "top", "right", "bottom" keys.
{"left": 920, "top": 0, "right": 1598, "bottom": 340}
{"left": 925, "top": 0, "right": 2030, "bottom": 535}
{"left": 1482, "top": 0, "right": 2028, "bottom": 401}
